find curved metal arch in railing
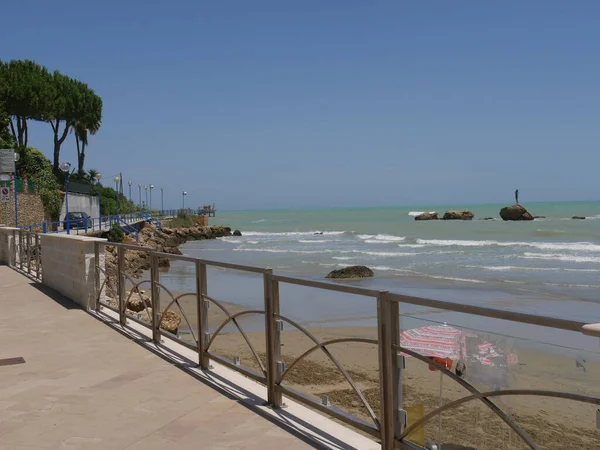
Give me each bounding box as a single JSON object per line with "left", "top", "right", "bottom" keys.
{"left": 154, "top": 282, "right": 198, "bottom": 343}
{"left": 122, "top": 278, "right": 154, "bottom": 323}
{"left": 275, "top": 313, "right": 381, "bottom": 430}
{"left": 400, "top": 388, "right": 600, "bottom": 444}
{"left": 392, "top": 344, "right": 537, "bottom": 450}
{"left": 203, "top": 294, "right": 267, "bottom": 377}
{"left": 96, "top": 266, "right": 118, "bottom": 304}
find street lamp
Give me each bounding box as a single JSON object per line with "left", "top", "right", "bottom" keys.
{"left": 138, "top": 184, "right": 142, "bottom": 208}
{"left": 161, "top": 187, "right": 164, "bottom": 217}
{"left": 144, "top": 185, "right": 148, "bottom": 211}
{"left": 182, "top": 191, "right": 187, "bottom": 210}
{"left": 114, "top": 176, "right": 120, "bottom": 217}
{"left": 149, "top": 184, "right": 154, "bottom": 211}
{"left": 61, "top": 162, "right": 71, "bottom": 234}
{"left": 128, "top": 181, "right": 132, "bottom": 204}
{"left": 95, "top": 173, "right": 102, "bottom": 229}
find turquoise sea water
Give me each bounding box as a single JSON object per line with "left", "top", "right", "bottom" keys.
{"left": 158, "top": 202, "right": 600, "bottom": 351}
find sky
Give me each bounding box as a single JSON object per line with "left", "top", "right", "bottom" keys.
{"left": 1, "top": 1, "right": 600, "bottom": 210}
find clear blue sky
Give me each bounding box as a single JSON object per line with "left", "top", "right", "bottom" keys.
{"left": 2, "top": 1, "right": 599, "bottom": 210}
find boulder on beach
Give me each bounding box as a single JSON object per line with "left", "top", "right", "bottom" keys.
{"left": 572, "top": 216, "right": 586, "bottom": 220}
{"left": 233, "top": 230, "right": 242, "bottom": 236}
{"left": 443, "top": 210, "right": 474, "bottom": 221}
{"left": 414, "top": 212, "right": 439, "bottom": 221}
{"left": 499, "top": 204, "right": 534, "bottom": 221}
{"left": 326, "top": 265, "right": 374, "bottom": 279}
{"left": 160, "top": 310, "right": 182, "bottom": 334}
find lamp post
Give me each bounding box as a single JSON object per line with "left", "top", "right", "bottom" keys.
{"left": 128, "top": 181, "right": 132, "bottom": 206}
{"left": 13, "top": 152, "right": 20, "bottom": 227}
{"left": 138, "top": 183, "right": 142, "bottom": 208}
{"left": 61, "top": 162, "right": 71, "bottom": 234}
{"left": 144, "top": 185, "right": 148, "bottom": 211}
{"left": 161, "top": 188, "right": 164, "bottom": 217}
{"left": 114, "top": 176, "right": 120, "bottom": 218}
{"left": 182, "top": 191, "right": 187, "bottom": 211}
{"left": 95, "top": 173, "right": 102, "bottom": 229}
{"left": 149, "top": 184, "right": 154, "bottom": 211}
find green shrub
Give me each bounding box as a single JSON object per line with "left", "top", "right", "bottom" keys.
{"left": 104, "top": 223, "right": 124, "bottom": 243}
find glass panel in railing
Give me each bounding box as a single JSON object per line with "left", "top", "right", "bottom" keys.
{"left": 121, "top": 246, "right": 154, "bottom": 328}
{"left": 396, "top": 305, "right": 600, "bottom": 450}
{"left": 277, "top": 282, "right": 381, "bottom": 435}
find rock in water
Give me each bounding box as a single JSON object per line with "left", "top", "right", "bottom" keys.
{"left": 415, "top": 212, "right": 439, "bottom": 221}
{"left": 233, "top": 230, "right": 242, "bottom": 236}
{"left": 443, "top": 210, "right": 474, "bottom": 220}
{"left": 499, "top": 204, "right": 534, "bottom": 221}
{"left": 326, "top": 265, "right": 374, "bottom": 279}
{"left": 572, "top": 216, "right": 586, "bottom": 220}
{"left": 160, "top": 310, "right": 182, "bottom": 334}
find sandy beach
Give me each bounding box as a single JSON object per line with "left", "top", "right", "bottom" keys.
{"left": 159, "top": 289, "right": 599, "bottom": 450}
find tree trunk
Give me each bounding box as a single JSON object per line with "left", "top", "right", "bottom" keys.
{"left": 51, "top": 120, "right": 70, "bottom": 171}
{"left": 78, "top": 142, "right": 86, "bottom": 175}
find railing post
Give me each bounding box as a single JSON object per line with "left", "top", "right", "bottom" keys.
{"left": 94, "top": 241, "right": 100, "bottom": 312}
{"left": 117, "top": 246, "right": 126, "bottom": 325}
{"left": 150, "top": 253, "right": 161, "bottom": 343}
{"left": 26, "top": 232, "right": 31, "bottom": 274}
{"left": 264, "top": 269, "right": 283, "bottom": 407}
{"left": 35, "top": 234, "right": 40, "bottom": 279}
{"left": 18, "top": 230, "right": 23, "bottom": 271}
{"left": 196, "top": 260, "right": 210, "bottom": 369}
{"left": 377, "top": 291, "right": 395, "bottom": 450}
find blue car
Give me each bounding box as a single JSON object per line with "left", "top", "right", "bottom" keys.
{"left": 63, "top": 212, "right": 92, "bottom": 230}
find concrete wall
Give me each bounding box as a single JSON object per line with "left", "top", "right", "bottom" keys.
{"left": 61, "top": 193, "right": 99, "bottom": 219}
{"left": 0, "top": 227, "right": 17, "bottom": 265}
{"left": 40, "top": 234, "right": 106, "bottom": 309}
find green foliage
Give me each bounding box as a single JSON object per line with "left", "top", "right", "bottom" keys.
{"left": 15, "top": 146, "right": 62, "bottom": 220}
{"left": 0, "top": 59, "right": 103, "bottom": 171}
{"left": 104, "top": 223, "right": 124, "bottom": 243}
{"left": 0, "top": 102, "right": 14, "bottom": 148}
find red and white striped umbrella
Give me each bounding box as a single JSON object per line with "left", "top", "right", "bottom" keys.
{"left": 400, "top": 324, "right": 464, "bottom": 370}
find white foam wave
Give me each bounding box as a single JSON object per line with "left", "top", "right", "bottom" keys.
{"left": 220, "top": 239, "right": 242, "bottom": 244}
{"left": 463, "top": 264, "right": 600, "bottom": 273}
{"left": 332, "top": 256, "right": 354, "bottom": 260}
{"left": 242, "top": 231, "right": 346, "bottom": 237}
{"left": 358, "top": 234, "right": 405, "bottom": 242}
{"left": 247, "top": 240, "right": 259, "bottom": 244}
{"left": 251, "top": 219, "right": 266, "bottom": 223}
{"left": 416, "top": 239, "right": 600, "bottom": 252}
{"left": 521, "top": 252, "right": 600, "bottom": 263}
{"left": 397, "top": 244, "right": 427, "bottom": 248}
{"left": 298, "top": 239, "right": 333, "bottom": 244}
{"left": 353, "top": 250, "right": 416, "bottom": 257}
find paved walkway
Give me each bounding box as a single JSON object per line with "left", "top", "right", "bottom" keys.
{"left": 0, "top": 267, "right": 327, "bottom": 450}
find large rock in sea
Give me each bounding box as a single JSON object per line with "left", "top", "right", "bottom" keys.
{"left": 233, "top": 230, "right": 242, "bottom": 236}
{"left": 415, "top": 212, "right": 439, "bottom": 221}
{"left": 572, "top": 216, "right": 586, "bottom": 220}
{"left": 499, "top": 204, "right": 534, "bottom": 221}
{"left": 443, "top": 210, "right": 474, "bottom": 220}
{"left": 326, "top": 265, "right": 374, "bottom": 279}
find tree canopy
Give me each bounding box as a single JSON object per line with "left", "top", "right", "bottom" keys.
{"left": 0, "top": 59, "right": 102, "bottom": 172}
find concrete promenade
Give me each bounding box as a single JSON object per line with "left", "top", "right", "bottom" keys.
{"left": 0, "top": 266, "right": 373, "bottom": 449}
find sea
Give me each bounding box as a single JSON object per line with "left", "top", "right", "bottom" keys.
{"left": 159, "top": 202, "right": 600, "bottom": 354}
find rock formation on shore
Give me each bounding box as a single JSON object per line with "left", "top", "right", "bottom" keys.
{"left": 326, "top": 265, "right": 374, "bottom": 279}
{"left": 103, "top": 221, "right": 234, "bottom": 335}
{"left": 415, "top": 212, "right": 439, "bottom": 221}
{"left": 499, "top": 204, "right": 534, "bottom": 221}
{"left": 443, "top": 210, "right": 474, "bottom": 220}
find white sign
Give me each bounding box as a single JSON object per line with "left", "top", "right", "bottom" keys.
{"left": 0, "top": 187, "right": 9, "bottom": 203}
{"left": 0, "top": 174, "right": 10, "bottom": 181}
{"left": 0, "top": 149, "right": 15, "bottom": 173}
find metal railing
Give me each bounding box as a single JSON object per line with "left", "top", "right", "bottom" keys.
{"left": 8, "top": 228, "right": 42, "bottom": 280}
{"left": 93, "top": 241, "right": 600, "bottom": 450}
